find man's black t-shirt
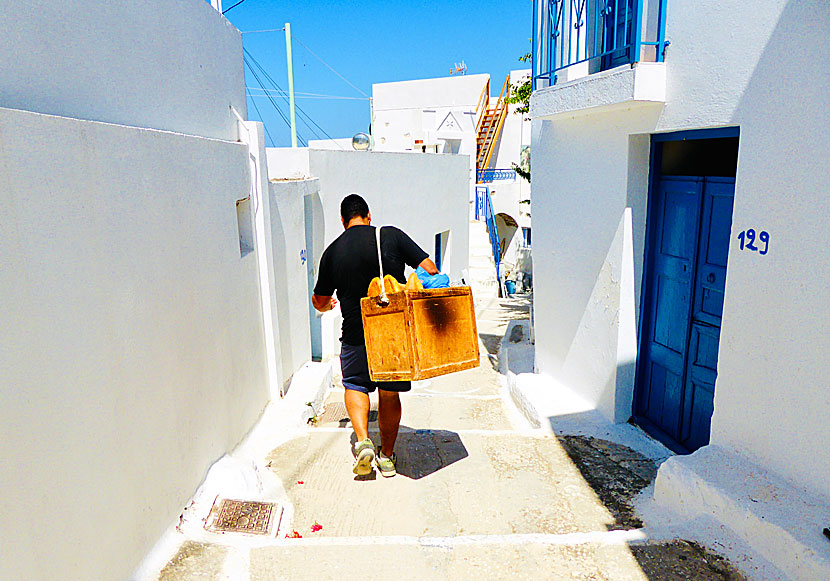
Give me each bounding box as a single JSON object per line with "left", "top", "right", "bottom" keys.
{"left": 314, "top": 225, "right": 428, "bottom": 346}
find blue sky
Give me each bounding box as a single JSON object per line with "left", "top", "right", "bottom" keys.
{"left": 221, "top": 0, "right": 533, "bottom": 147}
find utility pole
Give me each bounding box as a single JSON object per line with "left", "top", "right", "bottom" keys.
{"left": 284, "top": 22, "right": 298, "bottom": 148}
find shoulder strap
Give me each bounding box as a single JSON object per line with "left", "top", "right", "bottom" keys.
{"left": 375, "top": 225, "right": 389, "bottom": 305}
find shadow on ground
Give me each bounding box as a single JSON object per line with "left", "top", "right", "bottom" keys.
{"left": 630, "top": 540, "right": 747, "bottom": 580}
{"left": 556, "top": 435, "right": 656, "bottom": 529}
{"left": 350, "top": 427, "right": 469, "bottom": 480}
{"left": 554, "top": 435, "right": 746, "bottom": 579}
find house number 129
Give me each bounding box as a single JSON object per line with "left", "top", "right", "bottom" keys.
{"left": 737, "top": 229, "right": 769, "bottom": 255}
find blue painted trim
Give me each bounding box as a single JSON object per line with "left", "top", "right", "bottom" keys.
{"left": 532, "top": 0, "right": 539, "bottom": 90}
{"left": 477, "top": 168, "right": 517, "bottom": 183}
{"left": 656, "top": 0, "right": 669, "bottom": 61}
{"left": 533, "top": 0, "right": 664, "bottom": 86}
{"left": 632, "top": 0, "right": 644, "bottom": 65}
{"left": 651, "top": 127, "right": 740, "bottom": 142}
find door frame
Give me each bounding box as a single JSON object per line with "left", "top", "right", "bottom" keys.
{"left": 633, "top": 127, "right": 740, "bottom": 453}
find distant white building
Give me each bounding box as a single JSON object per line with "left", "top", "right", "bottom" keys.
{"left": 372, "top": 72, "right": 532, "bottom": 292}
{"left": 529, "top": 0, "right": 829, "bottom": 578}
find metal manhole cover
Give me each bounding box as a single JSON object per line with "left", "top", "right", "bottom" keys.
{"left": 204, "top": 498, "right": 280, "bottom": 535}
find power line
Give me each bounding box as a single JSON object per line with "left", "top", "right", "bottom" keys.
{"left": 243, "top": 48, "right": 343, "bottom": 148}
{"left": 244, "top": 50, "right": 326, "bottom": 143}
{"left": 246, "top": 88, "right": 370, "bottom": 101}
{"left": 246, "top": 86, "right": 276, "bottom": 147}
{"left": 244, "top": 49, "right": 313, "bottom": 142}
{"left": 291, "top": 34, "right": 370, "bottom": 98}
{"left": 222, "top": 0, "right": 248, "bottom": 15}
{"left": 241, "top": 28, "right": 285, "bottom": 35}
{"left": 243, "top": 54, "right": 307, "bottom": 146}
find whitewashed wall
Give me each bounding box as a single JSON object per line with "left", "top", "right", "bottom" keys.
{"left": 530, "top": 0, "right": 830, "bottom": 498}
{"left": 0, "top": 107, "right": 269, "bottom": 580}
{"left": 268, "top": 178, "right": 318, "bottom": 384}
{"left": 372, "top": 75, "right": 488, "bottom": 180}
{"left": 307, "top": 149, "right": 471, "bottom": 284}
{"left": 0, "top": 0, "right": 245, "bottom": 140}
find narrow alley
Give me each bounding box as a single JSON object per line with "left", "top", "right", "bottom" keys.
{"left": 155, "top": 297, "right": 744, "bottom": 581}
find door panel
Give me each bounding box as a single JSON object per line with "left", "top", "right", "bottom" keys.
{"left": 679, "top": 178, "right": 735, "bottom": 450}
{"left": 692, "top": 179, "right": 734, "bottom": 328}
{"left": 637, "top": 178, "right": 700, "bottom": 441}
{"left": 635, "top": 175, "right": 734, "bottom": 452}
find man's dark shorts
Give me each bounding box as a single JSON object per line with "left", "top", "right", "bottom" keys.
{"left": 340, "top": 342, "right": 411, "bottom": 394}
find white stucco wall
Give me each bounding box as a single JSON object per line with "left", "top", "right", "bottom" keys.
{"left": 0, "top": 107, "right": 270, "bottom": 580}
{"left": 530, "top": 0, "right": 830, "bottom": 498}
{"left": 268, "top": 178, "right": 317, "bottom": 384}
{"left": 0, "top": 0, "right": 245, "bottom": 140}
{"left": 307, "top": 149, "right": 471, "bottom": 284}
{"left": 372, "top": 74, "right": 488, "bottom": 180}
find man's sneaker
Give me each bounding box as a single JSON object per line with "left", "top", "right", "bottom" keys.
{"left": 352, "top": 438, "right": 375, "bottom": 476}
{"left": 376, "top": 451, "right": 396, "bottom": 477}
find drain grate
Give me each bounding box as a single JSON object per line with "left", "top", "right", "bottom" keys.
{"left": 204, "top": 498, "right": 280, "bottom": 535}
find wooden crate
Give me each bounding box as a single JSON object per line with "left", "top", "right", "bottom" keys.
{"left": 360, "top": 287, "right": 480, "bottom": 381}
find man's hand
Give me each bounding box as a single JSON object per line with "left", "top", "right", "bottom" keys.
{"left": 419, "top": 258, "right": 439, "bottom": 275}
{"left": 312, "top": 294, "right": 338, "bottom": 313}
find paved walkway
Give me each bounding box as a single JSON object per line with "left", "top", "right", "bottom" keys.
{"left": 155, "top": 296, "right": 745, "bottom": 581}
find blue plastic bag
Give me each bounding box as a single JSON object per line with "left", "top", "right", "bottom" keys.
{"left": 416, "top": 266, "right": 450, "bottom": 289}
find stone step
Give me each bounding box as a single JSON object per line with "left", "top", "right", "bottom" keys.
{"left": 650, "top": 446, "right": 830, "bottom": 580}
{"left": 264, "top": 431, "right": 618, "bottom": 538}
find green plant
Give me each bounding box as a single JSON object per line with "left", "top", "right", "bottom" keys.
{"left": 504, "top": 52, "right": 532, "bottom": 117}
{"left": 512, "top": 162, "right": 530, "bottom": 183}
{"left": 506, "top": 51, "right": 532, "bottom": 184}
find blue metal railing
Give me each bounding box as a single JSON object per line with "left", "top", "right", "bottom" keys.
{"left": 532, "top": 0, "right": 668, "bottom": 88}
{"left": 475, "top": 186, "right": 502, "bottom": 286}
{"left": 476, "top": 168, "right": 518, "bottom": 184}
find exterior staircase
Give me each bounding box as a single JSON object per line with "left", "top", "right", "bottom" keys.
{"left": 474, "top": 75, "right": 510, "bottom": 179}
{"left": 468, "top": 218, "right": 499, "bottom": 305}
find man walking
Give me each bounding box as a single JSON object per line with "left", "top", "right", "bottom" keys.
{"left": 312, "top": 193, "right": 438, "bottom": 477}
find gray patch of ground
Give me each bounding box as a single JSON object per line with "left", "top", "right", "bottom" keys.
{"left": 557, "top": 435, "right": 658, "bottom": 529}
{"left": 631, "top": 540, "right": 747, "bottom": 580}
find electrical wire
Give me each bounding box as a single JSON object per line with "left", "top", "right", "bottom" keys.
{"left": 243, "top": 48, "right": 342, "bottom": 148}
{"left": 291, "top": 34, "right": 370, "bottom": 98}
{"left": 243, "top": 55, "right": 308, "bottom": 146}
{"left": 241, "top": 28, "right": 285, "bottom": 35}
{"left": 222, "top": 0, "right": 248, "bottom": 15}
{"left": 245, "top": 88, "right": 370, "bottom": 101}
{"left": 246, "top": 86, "right": 276, "bottom": 147}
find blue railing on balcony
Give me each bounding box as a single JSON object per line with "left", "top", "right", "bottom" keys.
{"left": 532, "top": 0, "right": 668, "bottom": 88}
{"left": 476, "top": 168, "right": 517, "bottom": 184}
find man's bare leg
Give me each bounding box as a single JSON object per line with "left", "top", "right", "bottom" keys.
{"left": 377, "top": 390, "right": 402, "bottom": 456}
{"left": 344, "top": 389, "right": 371, "bottom": 442}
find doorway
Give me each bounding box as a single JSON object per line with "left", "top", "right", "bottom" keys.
{"left": 633, "top": 129, "right": 739, "bottom": 453}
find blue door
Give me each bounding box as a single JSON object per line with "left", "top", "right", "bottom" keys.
{"left": 634, "top": 176, "right": 735, "bottom": 452}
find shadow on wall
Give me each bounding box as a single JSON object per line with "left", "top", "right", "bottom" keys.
{"left": 715, "top": 0, "right": 830, "bottom": 499}
{"left": 305, "top": 187, "right": 326, "bottom": 360}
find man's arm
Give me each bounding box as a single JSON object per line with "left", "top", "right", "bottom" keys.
{"left": 419, "top": 258, "right": 439, "bottom": 275}
{"left": 312, "top": 294, "right": 337, "bottom": 313}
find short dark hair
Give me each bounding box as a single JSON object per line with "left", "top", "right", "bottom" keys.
{"left": 340, "top": 193, "right": 370, "bottom": 223}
